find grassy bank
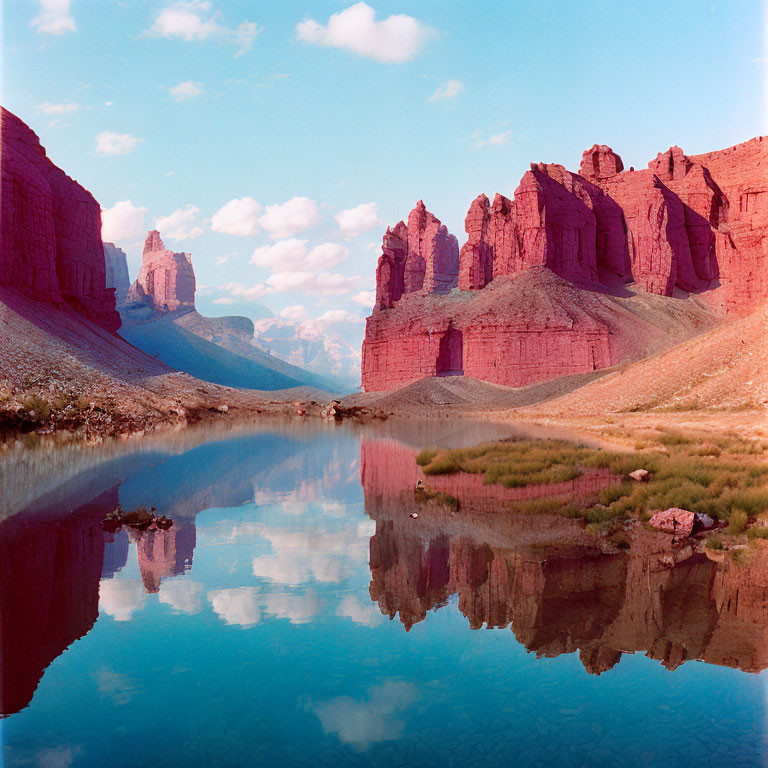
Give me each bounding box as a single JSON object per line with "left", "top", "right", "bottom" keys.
{"left": 416, "top": 431, "right": 768, "bottom": 527}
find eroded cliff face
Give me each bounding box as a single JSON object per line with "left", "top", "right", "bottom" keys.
{"left": 362, "top": 438, "right": 768, "bottom": 674}
{"left": 0, "top": 108, "right": 120, "bottom": 332}
{"left": 363, "top": 137, "right": 767, "bottom": 392}
{"left": 126, "top": 230, "right": 196, "bottom": 314}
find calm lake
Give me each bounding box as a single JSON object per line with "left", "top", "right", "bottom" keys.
{"left": 1, "top": 420, "right": 767, "bottom": 767}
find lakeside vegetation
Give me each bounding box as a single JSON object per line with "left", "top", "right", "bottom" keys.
{"left": 416, "top": 432, "right": 768, "bottom": 528}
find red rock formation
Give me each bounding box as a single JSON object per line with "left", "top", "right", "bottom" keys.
{"left": 0, "top": 108, "right": 120, "bottom": 332}
{"left": 363, "top": 136, "right": 767, "bottom": 392}
{"left": 375, "top": 222, "right": 408, "bottom": 309}
{"left": 403, "top": 201, "right": 459, "bottom": 294}
{"left": 127, "top": 230, "right": 196, "bottom": 314}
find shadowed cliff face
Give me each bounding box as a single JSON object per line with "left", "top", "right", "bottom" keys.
{"left": 362, "top": 438, "right": 768, "bottom": 675}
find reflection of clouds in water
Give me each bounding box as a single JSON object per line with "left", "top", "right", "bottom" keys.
{"left": 208, "top": 587, "right": 262, "bottom": 627}
{"left": 251, "top": 520, "right": 375, "bottom": 586}
{"left": 95, "top": 669, "right": 138, "bottom": 706}
{"left": 336, "top": 594, "right": 384, "bottom": 627}
{"left": 159, "top": 579, "right": 204, "bottom": 614}
{"left": 98, "top": 579, "right": 146, "bottom": 621}
{"left": 208, "top": 587, "right": 321, "bottom": 626}
{"left": 36, "top": 745, "right": 79, "bottom": 768}
{"left": 312, "top": 681, "right": 419, "bottom": 750}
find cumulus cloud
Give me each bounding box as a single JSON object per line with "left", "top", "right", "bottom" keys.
{"left": 259, "top": 197, "right": 320, "bottom": 239}
{"left": 31, "top": 0, "right": 75, "bottom": 35}
{"left": 280, "top": 305, "right": 309, "bottom": 322}
{"left": 155, "top": 204, "right": 204, "bottom": 240}
{"left": 351, "top": 290, "right": 376, "bottom": 307}
{"left": 146, "top": 1, "right": 260, "bottom": 56}
{"left": 312, "top": 681, "right": 419, "bottom": 750}
{"left": 266, "top": 271, "right": 361, "bottom": 296}
{"left": 99, "top": 579, "right": 146, "bottom": 622}
{"left": 101, "top": 200, "right": 148, "bottom": 241}
{"left": 213, "top": 297, "right": 235, "bottom": 304}
{"left": 472, "top": 129, "right": 513, "bottom": 148}
{"left": 169, "top": 80, "right": 205, "bottom": 100}
{"left": 335, "top": 203, "right": 382, "bottom": 238}
{"left": 296, "top": 2, "right": 432, "bottom": 63}
{"left": 211, "top": 197, "right": 262, "bottom": 236}
{"left": 429, "top": 79, "right": 464, "bottom": 101}
{"left": 159, "top": 579, "right": 204, "bottom": 614}
{"left": 95, "top": 130, "right": 143, "bottom": 156}
{"left": 316, "top": 309, "right": 364, "bottom": 324}
{"left": 251, "top": 240, "right": 348, "bottom": 273}
{"left": 34, "top": 100, "right": 80, "bottom": 115}
{"left": 219, "top": 281, "right": 269, "bottom": 301}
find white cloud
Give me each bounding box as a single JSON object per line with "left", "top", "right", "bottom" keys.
{"left": 213, "top": 297, "right": 235, "bottom": 304}
{"left": 219, "top": 281, "right": 269, "bottom": 301}
{"left": 95, "top": 130, "right": 143, "bottom": 156}
{"left": 251, "top": 240, "right": 348, "bottom": 273}
{"left": 266, "top": 271, "right": 360, "bottom": 296}
{"left": 472, "top": 129, "right": 513, "bottom": 148}
{"left": 169, "top": 80, "right": 205, "bottom": 100}
{"left": 335, "top": 203, "right": 381, "bottom": 238}
{"left": 101, "top": 200, "right": 148, "bottom": 242}
{"left": 216, "top": 254, "right": 230, "bottom": 265}
{"left": 208, "top": 587, "right": 320, "bottom": 626}
{"left": 208, "top": 587, "right": 262, "bottom": 627}
{"left": 99, "top": 579, "right": 146, "bottom": 622}
{"left": 351, "top": 290, "right": 376, "bottom": 307}
{"left": 211, "top": 197, "right": 262, "bottom": 236}
{"left": 34, "top": 100, "right": 80, "bottom": 115}
{"left": 429, "top": 79, "right": 464, "bottom": 101}
{"left": 259, "top": 197, "right": 320, "bottom": 239}
{"left": 31, "top": 0, "right": 75, "bottom": 35}
{"left": 316, "top": 309, "right": 364, "bottom": 324}
{"left": 159, "top": 579, "right": 204, "bottom": 614}
{"left": 337, "top": 594, "right": 384, "bottom": 627}
{"left": 155, "top": 204, "right": 204, "bottom": 240}
{"left": 280, "top": 305, "right": 309, "bottom": 322}
{"left": 147, "top": 1, "right": 260, "bottom": 56}
{"left": 296, "top": 2, "right": 432, "bottom": 63}
{"left": 312, "top": 682, "right": 419, "bottom": 750}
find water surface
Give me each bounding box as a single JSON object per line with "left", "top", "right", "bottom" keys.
{"left": 1, "top": 420, "right": 767, "bottom": 767}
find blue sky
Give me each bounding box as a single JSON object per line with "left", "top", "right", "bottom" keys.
{"left": 3, "top": 0, "right": 766, "bottom": 342}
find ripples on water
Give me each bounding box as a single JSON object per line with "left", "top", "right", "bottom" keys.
{"left": 1, "top": 420, "right": 767, "bottom": 767}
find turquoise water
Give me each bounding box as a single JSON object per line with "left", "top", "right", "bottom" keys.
{"left": 1, "top": 422, "right": 767, "bottom": 767}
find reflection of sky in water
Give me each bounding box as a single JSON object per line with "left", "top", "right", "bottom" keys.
{"left": 2, "top": 424, "right": 768, "bottom": 767}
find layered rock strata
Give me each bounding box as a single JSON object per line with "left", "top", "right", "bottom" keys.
{"left": 363, "top": 137, "right": 767, "bottom": 392}
{"left": 104, "top": 242, "right": 130, "bottom": 306}
{"left": 0, "top": 108, "right": 120, "bottom": 332}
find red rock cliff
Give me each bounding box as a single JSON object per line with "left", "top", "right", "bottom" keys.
{"left": 0, "top": 108, "right": 120, "bottom": 332}
{"left": 363, "top": 136, "right": 767, "bottom": 392}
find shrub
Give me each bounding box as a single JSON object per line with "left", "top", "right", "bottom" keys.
{"left": 747, "top": 527, "right": 768, "bottom": 540}
{"left": 416, "top": 448, "right": 439, "bottom": 466}
{"left": 725, "top": 510, "right": 748, "bottom": 535}
{"left": 706, "top": 535, "right": 724, "bottom": 550}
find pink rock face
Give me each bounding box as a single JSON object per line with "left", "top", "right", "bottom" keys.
{"left": 127, "top": 230, "right": 196, "bottom": 314}
{"left": 0, "top": 108, "right": 120, "bottom": 332}
{"left": 649, "top": 508, "right": 696, "bottom": 537}
{"left": 375, "top": 223, "right": 407, "bottom": 309}
{"left": 404, "top": 201, "right": 459, "bottom": 294}
{"left": 362, "top": 135, "right": 768, "bottom": 391}
{"left": 579, "top": 144, "right": 625, "bottom": 180}
{"left": 458, "top": 195, "right": 493, "bottom": 290}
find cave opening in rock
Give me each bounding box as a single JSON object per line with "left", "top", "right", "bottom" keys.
{"left": 436, "top": 325, "right": 464, "bottom": 377}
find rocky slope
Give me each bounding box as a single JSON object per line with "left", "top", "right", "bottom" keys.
{"left": 1, "top": 107, "right": 120, "bottom": 332}
{"left": 363, "top": 137, "right": 767, "bottom": 393}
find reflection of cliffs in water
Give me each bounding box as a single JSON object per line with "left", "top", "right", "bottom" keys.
{"left": 0, "top": 429, "right": 353, "bottom": 716}
{"left": 363, "top": 438, "right": 768, "bottom": 674}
